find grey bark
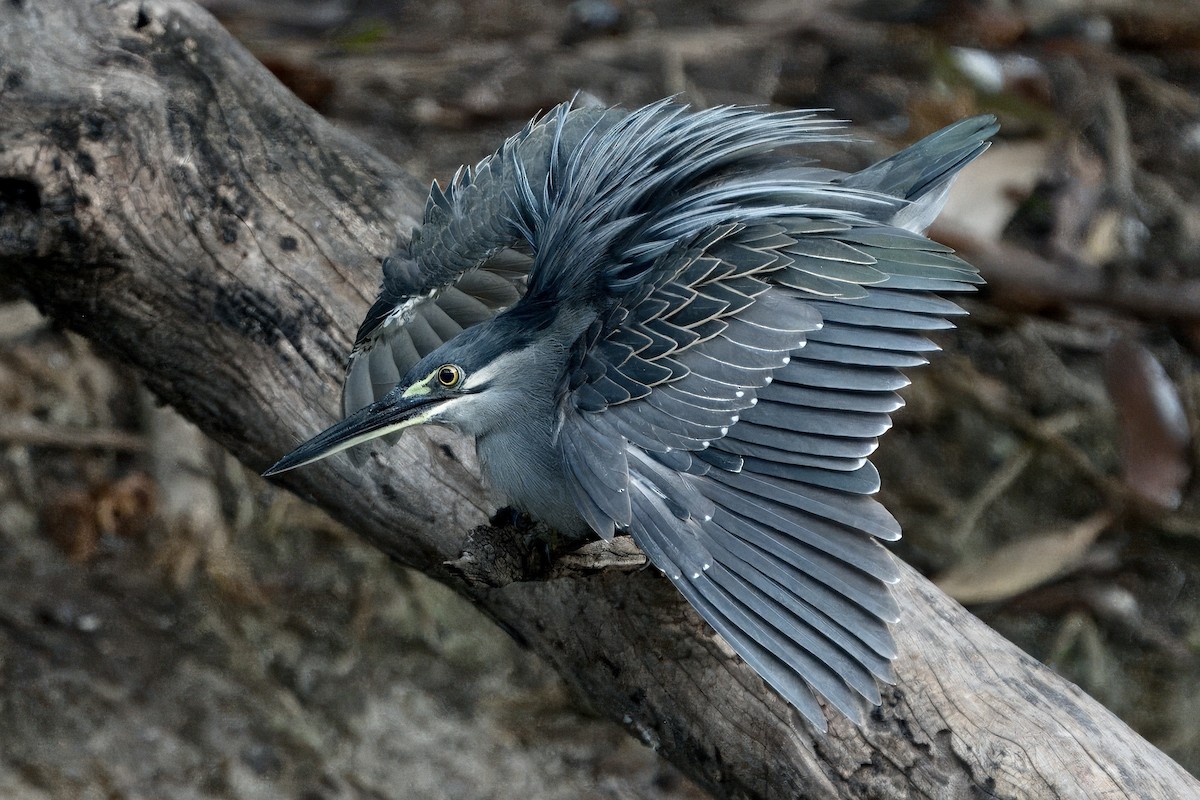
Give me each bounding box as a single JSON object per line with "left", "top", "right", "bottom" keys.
{"left": 1, "top": 1, "right": 1195, "bottom": 797}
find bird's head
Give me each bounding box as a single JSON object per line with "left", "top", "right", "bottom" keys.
{"left": 263, "top": 315, "right": 558, "bottom": 476}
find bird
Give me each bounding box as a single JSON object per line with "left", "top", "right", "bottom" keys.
{"left": 265, "top": 99, "right": 996, "bottom": 730}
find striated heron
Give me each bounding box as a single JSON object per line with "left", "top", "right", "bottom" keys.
{"left": 266, "top": 99, "right": 996, "bottom": 729}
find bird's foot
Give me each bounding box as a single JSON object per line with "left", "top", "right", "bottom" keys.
{"left": 445, "top": 507, "right": 647, "bottom": 588}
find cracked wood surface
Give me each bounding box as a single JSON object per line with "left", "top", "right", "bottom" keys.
{"left": 1, "top": 1, "right": 1196, "bottom": 797}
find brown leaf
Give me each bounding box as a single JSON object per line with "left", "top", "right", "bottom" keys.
{"left": 43, "top": 472, "right": 158, "bottom": 562}
{"left": 936, "top": 140, "right": 1049, "bottom": 245}
{"left": 94, "top": 472, "right": 157, "bottom": 539}
{"left": 935, "top": 512, "right": 1113, "bottom": 605}
{"left": 1104, "top": 338, "right": 1192, "bottom": 510}
{"left": 44, "top": 487, "right": 102, "bottom": 562}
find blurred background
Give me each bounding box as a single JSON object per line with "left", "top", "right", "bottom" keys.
{"left": 2, "top": 0, "right": 1199, "bottom": 797}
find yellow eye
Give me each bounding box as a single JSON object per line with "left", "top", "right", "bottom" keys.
{"left": 436, "top": 364, "right": 463, "bottom": 388}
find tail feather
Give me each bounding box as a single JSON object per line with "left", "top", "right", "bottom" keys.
{"left": 842, "top": 115, "right": 998, "bottom": 232}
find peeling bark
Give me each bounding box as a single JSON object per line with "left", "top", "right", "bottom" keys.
{"left": 1, "top": 1, "right": 1196, "bottom": 797}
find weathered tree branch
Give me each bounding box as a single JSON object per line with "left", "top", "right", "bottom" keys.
{"left": 2, "top": 1, "right": 1195, "bottom": 797}
{"left": 932, "top": 227, "right": 1200, "bottom": 324}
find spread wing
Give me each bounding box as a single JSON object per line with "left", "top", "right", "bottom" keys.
{"left": 533, "top": 105, "right": 995, "bottom": 727}
{"left": 342, "top": 103, "right": 623, "bottom": 416}
{"left": 342, "top": 247, "right": 532, "bottom": 415}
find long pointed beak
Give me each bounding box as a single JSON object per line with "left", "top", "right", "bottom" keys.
{"left": 263, "top": 394, "right": 441, "bottom": 477}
